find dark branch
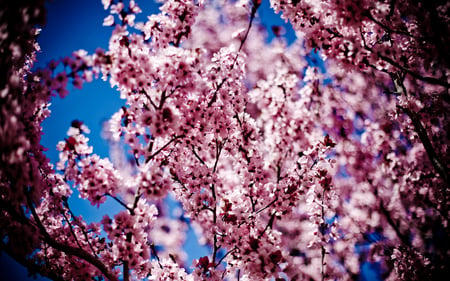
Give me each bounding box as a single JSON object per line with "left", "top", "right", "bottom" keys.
{"left": 146, "top": 135, "right": 184, "bottom": 163}
{"left": 25, "top": 189, "right": 119, "bottom": 281}
{"left": 215, "top": 246, "right": 237, "bottom": 268}
{"left": 379, "top": 201, "right": 411, "bottom": 247}
{"left": 63, "top": 200, "right": 97, "bottom": 256}
{"left": 191, "top": 145, "right": 207, "bottom": 166}
{"left": 255, "top": 197, "right": 278, "bottom": 215}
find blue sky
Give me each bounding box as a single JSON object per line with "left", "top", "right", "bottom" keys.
{"left": 1, "top": 0, "right": 296, "bottom": 280}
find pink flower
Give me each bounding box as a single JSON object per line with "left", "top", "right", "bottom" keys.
{"left": 103, "top": 15, "right": 115, "bottom": 26}
{"left": 101, "top": 0, "right": 111, "bottom": 10}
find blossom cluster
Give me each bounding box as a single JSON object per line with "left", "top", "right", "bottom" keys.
{"left": 0, "top": 0, "right": 448, "bottom": 280}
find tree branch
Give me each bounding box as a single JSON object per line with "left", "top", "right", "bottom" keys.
{"left": 215, "top": 246, "right": 237, "bottom": 268}
{"left": 107, "top": 193, "right": 134, "bottom": 214}
{"left": 360, "top": 29, "right": 449, "bottom": 88}
{"left": 379, "top": 201, "right": 411, "bottom": 247}
{"left": 25, "top": 189, "right": 119, "bottom": 281}
{"left": 191, "top": 144, "right": 207, "bottom": 166}
{"left": 365, "top": 11, "right": 412, "bottom": 38}
{"left": 63, "top": 199, "right": 97, "bottom": 256}
{"left": 379, "top": 54, "right": 450, "bottom": 88}
{"left": 213, "top": 137, "right": 227, "bottom": 173}
{"left": 390, "top": 72, "right": 449, "bottom": 185}
{"left": 398, "top": 105, "right": 449, "bottom": 185}
{"left": 150, "top": 243, "right": 163, "bottom": 269}
{"left": 61, "top": 210, "right": 83, "bottom": 250}
{"left": 258, "top": 211, "right": 276, "bottom": 239}
{"left": 255, "top": 197, "right": 278, "bottom": 215}
{"left": 145, "top": 135, "right": 184, "bottom": 163}
{"left": 208, "top": 0, "right": 261, "bottom": 107}
{"left": 0, "top": 240, "right": 65, "bottom": 281}
{"left": 141, "top": 89, "right": 158, "bottom": 110}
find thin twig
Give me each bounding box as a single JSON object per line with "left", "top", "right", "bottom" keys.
{"left": 107, "top": 193, "right": 134, "bottom": 214}
{"left": 258, "top": 212, "right": 276, "bottom": 239}
{"left": 321, "top": 189, "right": 326, "bottom": 281}
{"left": 380, "top": 54, "right": 450, "bottom": 88}
{"left": 208, "top": 0, "right": 261, "bottom": 107}
{"left": 211, "top": 187, "right": 219, "bottom": 264}
{"left": 141, "top": 90, "right": 158, "bottom": 110}
{"left": 212, "top": 231, "right": 220, "bottom": 264}
{"left": 215, "top": 246, "right": 237, "bottom": 268}
{"left": 61, "top": 210, "right": 83, "bottom": 250}
{"left": 208, "top": 78, "right": 226, "bottom": 108}
{"left": 64, "top": 200, "right": 97, "bottom": 256}
{"left": 213, "top": 137, "right": 227, "bottom": 173}
{"left": 365, "top": 11, "right": 412, "bottom": 37}
{"left": 191, "top": 145, "right": 207, "bottom": 166}
{"left": 132, "top": 190, "right": 142, "bottom": 211}
{"left": 146, "top": 135, "right": 184, "bottom": 163}
{"left": 236, "top": 0, "right": 260, "bottom": 54}
{"left": 150, "top": 243, "right": 163, "bottom": 269}
{"left": 255, "top": 197, "right": 278, "bottom": 215}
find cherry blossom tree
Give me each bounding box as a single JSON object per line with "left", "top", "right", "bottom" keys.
{"left": 0, "top": 0, "right": 448, "bottom": 280}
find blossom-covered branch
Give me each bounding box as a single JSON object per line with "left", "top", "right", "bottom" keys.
{"left": 0, "top": 0, "right": 448, "bottom": 280}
